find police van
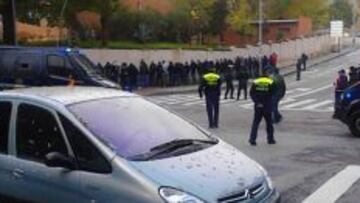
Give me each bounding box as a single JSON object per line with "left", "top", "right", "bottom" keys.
{"left": 334, "top": 82, "right": 360, "bottom": 137}
{"left": 0, "top": 46, "right": 119, "bottom": 90}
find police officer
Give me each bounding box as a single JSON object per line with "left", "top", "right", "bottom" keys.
{"left": 199, "top": 68, "right": 222, "bottom": 129}
{"left": 271, "top": 68, "right": 286, "bottom": 123}
{"left": 249, "top": 70, "right": 276, "bottom": 146}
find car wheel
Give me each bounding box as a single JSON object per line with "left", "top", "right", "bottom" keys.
{"left": 349, "top": 111, "right": 360, "bottom": 137}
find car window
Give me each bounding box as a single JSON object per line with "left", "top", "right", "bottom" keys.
{"left": 0, "top": 102, "right": 12, "bottom": 154}
{"left": 59, "top": 114, "right": 111, "bottom": 174}
{"left": 16, "top": 104, "right": 68, "bottom": 163}
{"left": 47, "top": 55, "right": 73, "bottom": 78}
{"left": 68, "top": 97, "right": 212, "bottom": 159}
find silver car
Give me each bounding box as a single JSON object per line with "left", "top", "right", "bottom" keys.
{"left": 0, "top": 87, "right": 280, "bottom": 203}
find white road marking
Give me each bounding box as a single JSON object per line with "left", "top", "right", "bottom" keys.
{"left": 279, "top": 98, "right": 296, "bottom": 104}
{"left": 296, "top": 88, "right": 313, "bottom": 92}
{"left": 282, "top": 99, "right": 317, "bottom": 109}
{"left": 182, "top": 99, "right": 204, "bottom": 106}
{"left": 302, "top": 100, "right": 333, "bottom": 110}
{"left": 303, "top": 165, "right": 360, "bottom": 203}
{"left": 290, "top": 84, "right": 333, "bottom": 99}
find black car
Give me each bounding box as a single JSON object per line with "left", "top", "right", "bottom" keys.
{"left": 334, "top": 82, "right": 360, "bottom": 137}
{"left": 0, "top": 46, "right": 119, "bottom": 90}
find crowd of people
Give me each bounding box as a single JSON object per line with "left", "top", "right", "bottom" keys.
{"left": 97, "top": 52, "right": 280, "bottom": 92}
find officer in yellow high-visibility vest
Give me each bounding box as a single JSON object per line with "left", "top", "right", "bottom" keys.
{"left": 249, "top": 70, "right": 276, "bottom": 146}
{"left": 198, "top": 68, "right": 222, "bottom": 128}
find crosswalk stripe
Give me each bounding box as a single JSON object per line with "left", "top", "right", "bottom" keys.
{"left": 290, "top": 85, "right": 332, "bottom": 99}
{"left": 182, "top": 100, "right": 204, "bottom": 106}
{"left": 279, "top": 98, "right": 296, "bottom": 104}
{"left": 282, "top": 99, "right": 317, "bottom": 108}
{"left": 302, "top": 100, "right": 333, "bottom": 110}
{"left": 303, "top": 165, "right": 360, "bottom": 203}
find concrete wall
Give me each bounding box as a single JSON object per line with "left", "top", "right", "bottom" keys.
{"left": 83, "top": 35, "right": 352, "bottom": 67}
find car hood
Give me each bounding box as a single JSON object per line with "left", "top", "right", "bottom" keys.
{"left": 129, "top": 140, "right": 265, "bottom": 202}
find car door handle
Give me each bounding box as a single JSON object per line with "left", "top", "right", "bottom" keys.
{"left": 12, "top": 169, "right": 25, "bottom": 179}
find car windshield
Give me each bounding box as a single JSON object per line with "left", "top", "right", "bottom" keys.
{"left": 69, "top": 54, "right": 99, "bottom": 77}
{"left": 68, "top": 97, "right": 213, "bottom": 159}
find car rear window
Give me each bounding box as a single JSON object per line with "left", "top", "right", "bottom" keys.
{"left": 68, "top": 97, "right": 211, "bottom": 159}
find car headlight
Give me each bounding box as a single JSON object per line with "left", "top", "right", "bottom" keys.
{"left": 257, "top": 165, "right": 274, "bottom": 190}
{"left": 159, "top": 187, "right": 205, "bottom": 203}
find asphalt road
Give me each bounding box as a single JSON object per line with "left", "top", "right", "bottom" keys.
{"left": 146, "top": 49, "right": 360, "bottom": 203}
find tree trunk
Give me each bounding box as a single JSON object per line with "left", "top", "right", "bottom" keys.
{"left": 2, "top": 0, "right": 17, "bottom": 45}
{"left": 100, "top": 15, "right": 108, "bottom": 47}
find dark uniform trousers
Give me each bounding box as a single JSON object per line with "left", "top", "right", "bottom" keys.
{"left": 237, "top": 82, "right": 248, "bottom": 100}
{"left": 250, "top": 104, "right": 274, "bottom": 143}
{"left": 224, "top": 80, "right": 234, "bottom": 99}
{"left": 206, "top": 93, "right": 220, "bottom": 127}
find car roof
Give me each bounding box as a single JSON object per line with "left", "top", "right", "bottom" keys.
{"left": 0, "top": 87, "right": 135, "bottom": 105}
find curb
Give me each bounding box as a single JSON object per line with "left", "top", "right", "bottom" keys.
{"left": 137, "top": 47, "right": 358, "bottom": 96}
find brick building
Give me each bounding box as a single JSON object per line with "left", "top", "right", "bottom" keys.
{"left": 223, "top": 16, "right": 313, "bottom": 46}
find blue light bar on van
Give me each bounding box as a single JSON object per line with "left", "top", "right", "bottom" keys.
{"left": 62, "top": 47, "right": 80, "bottom": 54}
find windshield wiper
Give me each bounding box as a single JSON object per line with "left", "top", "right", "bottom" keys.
{"left": 130, "top": 139, "right": 217, "bottom": 161}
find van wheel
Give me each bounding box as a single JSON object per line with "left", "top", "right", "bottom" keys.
{"left": 349, "top": 111, "right": 360, "bottom": 137}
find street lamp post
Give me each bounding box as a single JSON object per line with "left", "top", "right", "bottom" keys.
{"left": 58, "top": 0, "right": 68, "bottom": 47}
{"left": 352, "top": 0, "right": 358, "bottom": 47}
{"left": 258, "top": 0, "right": 263, "bottom": 73}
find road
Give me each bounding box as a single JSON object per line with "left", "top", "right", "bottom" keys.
{"left": 146, "top": 49, "right": 360, "bottom": 203}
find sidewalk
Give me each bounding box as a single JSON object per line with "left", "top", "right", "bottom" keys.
{"left": 136, "top": 46, "right": 358, "bottom": 96}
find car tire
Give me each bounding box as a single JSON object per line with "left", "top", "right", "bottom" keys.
{"left": 349, "top": 111, "right": 360, "bottom": 137}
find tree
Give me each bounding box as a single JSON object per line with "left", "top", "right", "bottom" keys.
{"left": 283, "top": 0, "right": 330, "bottom": 28}
{"left": 209, "top": 0, "right": 229, "bottom": 42}
{"left": 227, "top": 0, "right": 254, "bottom": 35}
{"left": 330, "top": 0, "right": 353, "bottom": 28}
{"left": 64, "top": 0, "right": 119, "bottom": 46}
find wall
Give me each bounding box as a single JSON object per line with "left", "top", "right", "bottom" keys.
{"left": 83, "top": 35, "right": 352, "bottom": 67}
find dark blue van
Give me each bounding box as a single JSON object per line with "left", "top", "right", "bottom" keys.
{"left": 334, "top": 82, "right": 360, "bottom": 137}
{"left": 0, "top": 46, "right": 119, "bottom": 89}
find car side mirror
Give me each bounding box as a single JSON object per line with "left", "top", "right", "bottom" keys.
{"left": 45, "top": 152, "right": 76, "bottom": 170}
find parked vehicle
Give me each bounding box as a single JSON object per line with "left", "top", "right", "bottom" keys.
{"left": 0, "top": 87, "right": 280, "bottom": 203}
{"left": 334, "top": 82, "right": 360, "bottom": 137}
{"left": 0, "top": 46, "right": 118, "bottom": 89}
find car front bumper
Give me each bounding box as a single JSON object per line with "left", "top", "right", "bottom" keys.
{"left": 260, "top": 188, "right": 281, "bottom": 203}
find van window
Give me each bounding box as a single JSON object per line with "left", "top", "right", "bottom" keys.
{"left": 16, "top": 104, "right": 68, "bottom": 163}
{"left": 0, "top": 102, "right": 11, "bottom": 154}
{"left": 47, "top": 55, "right": 73, "bottom": 78}
{"left": 59, "top": 114, "right": 111, "bottom": 174}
